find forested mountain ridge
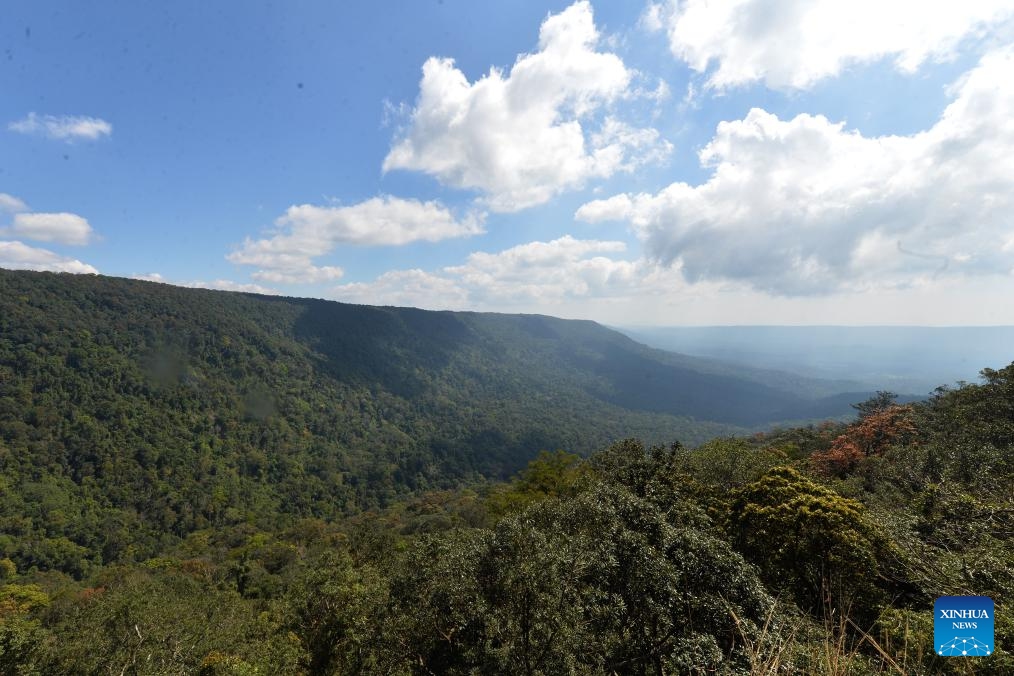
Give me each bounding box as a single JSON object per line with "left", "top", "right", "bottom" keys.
{"left": 0, "top": 268, "right": 868, "bottom": 575}
{"left": 2, "top": 360, "right": 1012, "bottom": 674}
{"left": 2, "top": 268, "right": 1013, "bottom": 673}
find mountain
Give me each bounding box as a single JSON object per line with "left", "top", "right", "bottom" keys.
{"left": 619, "top": 325, "right": 1014, "bottom": 394}
{"left": 0, "top": 269, "right": 881, "bottom": 572}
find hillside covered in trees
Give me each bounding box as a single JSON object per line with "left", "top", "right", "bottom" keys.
{"left": 0, "top": 269, "right": 882, "bottom": 574}
{"left": 1, "top": 270, "right": 1011, "bottom": 673}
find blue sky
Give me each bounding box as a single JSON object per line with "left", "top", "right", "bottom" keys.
{"left": 3, "top": 1, "right": 1014, "bottom": 324}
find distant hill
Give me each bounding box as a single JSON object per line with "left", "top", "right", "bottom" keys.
{"left": 0, "top": 269, "right": 889, "bottom": 567}
{"left": 619, "top": 325, "right": 1014, "bottom": 394}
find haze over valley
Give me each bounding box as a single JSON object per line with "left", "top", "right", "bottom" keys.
{"left": 622, "top": 325, "right": 1014, "bottom": 395}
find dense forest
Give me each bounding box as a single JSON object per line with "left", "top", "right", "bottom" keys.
{"left": 0, "top": 269, "right": 883, "bottom": 577}
{"left": 1, "top": 270, "right": 1011, "bottom": 673}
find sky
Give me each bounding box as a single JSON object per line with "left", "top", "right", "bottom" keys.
{"left": 3, "top": 0, "right": 1014, "bottom": 325}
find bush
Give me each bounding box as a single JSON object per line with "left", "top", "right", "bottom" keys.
{"left": 390, "top": 479, "right": 773, "bottom": 674}
{"left": 728, "top": 467, "right": 889, "bottom": 619}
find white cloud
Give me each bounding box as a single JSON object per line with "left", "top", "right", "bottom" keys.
{"left": 591, "top": 118, "right": 673, "bottom": 170}
{"left": 577, "top": 47, "right": 1014, "bottom": 295}
{"left": 574, "top": 193, "right": 634, "bottom": 223}
{"left": 329, "top": 234, "right": 1014, "bottom": 325}
{"left": 340, "top": 257, "right": 1014, "bottom": 324}
{"left": 133, "top": 272, "right": 279, "bottom": 295}
{"left": 647, "top": 0, "right": 1014, "bottom": 89}
{"left": 383, "top": 1, "right": 669, "bottom": 211}
{"left": 624, "top": 274, "right": 1014, "bottom": 326}
{"left": 132, "top": 273, "right": 167, "bottom": 283}
{"left": 639, "top": 3, "right": 665, "bottom": 32}
{"left": 7, "top": 212, "right": 95, "bottom": 245}
{"left": 0, "top": 193, "right": 28, "bottom": 213}
{"left": 229, "top": 195, "right": 482, "bottom": 284}
{"left": 273, "top": 197, "right": 483, "bottom": 246}
{"left": 0, "top": 240, "right": 98, "bottom": 274}
{"left": 249, "top": 266, "right": 345, "bottom": 285}
{"left": 330, "top": 235, "right": 685, "bottom": 312}
{"left": 186, "top": 279, "right": 280, "bottom": 295}
{"left": 331, "top": 269, "right": 470, "bottom": 309}
{"left": 8, "top": 113, "right": 113, "bottom": 141}
{"left": 444, "top": 235, "right": 639, "bottom": 302}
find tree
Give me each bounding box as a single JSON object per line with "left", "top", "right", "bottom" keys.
{"left": 389, "top": 475, "right": 772, "bottom": 674}
{"left": 0, "top": 583, "right": 50, "bottom": 675}
{"left": 37, "top": 567, "right": 300, "bottom": 674}
{"left": 810, "top": 404, "right": 917, "bottom": 477}
{"left": 484, "top": 450, "right": 589, "bottom": 519}
{"left": 287, "top": 551, "right": 390, "bottom": 675}
{"left": 728, "top": 467, "right": 889, "bottom": 619}
{"left": 851, "top": 391, "right": 898, "bottom": 418}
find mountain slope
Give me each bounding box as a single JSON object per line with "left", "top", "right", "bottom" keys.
{"left": 0, "top": 269, "right": 871, "bottom": 573}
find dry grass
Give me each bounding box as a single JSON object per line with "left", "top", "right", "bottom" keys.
{"left": 731, "top": 601, "right": 795, "bottom": 675}
{"left": 732, "top": 593, "right": 918, "bottom": 675}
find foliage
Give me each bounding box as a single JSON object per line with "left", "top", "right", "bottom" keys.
{"left": 484, "top": 450, "right": 590, "bottom": 519}
{"left": 387, "top": 480, "right": 771, "bottom": 674}
{"left": 3, "top": 270, "right": 1014, "bottom": 672}
{"left": 727, "top": 467, "right": 891, "bottom": 619}
{"left": 0, "top": 269, "right": 737, "bottom": 578}
{"left": 36, "top": 566, "right": 301, "bottom": 674}
{"left": 678, "top": 437, "right": 788, "bottom": 492}
{"left": 0, "top": 583, "right": 50, "bottom": 675}
{"left": 286, "top": 551, "right": 390, "bottom": 675}
{"left": 810, "top": 402, "right": 917, "bottom": 477}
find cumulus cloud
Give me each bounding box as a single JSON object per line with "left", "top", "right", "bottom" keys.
{"left": 6, "top": 212, "right": 95, "bottom": 245}
{"left": 132, "top": 273, "right": 167, "bottom": 283}
{"left": 8, "top": 113, "right": 113, "bottom": 141}
{"left": 444, "top": 235, "right": 639, "bottom": 302}
{"left": 0, "top": 193, "right": 28, "bottom": 213}
{"left": 647, "top": 0, "right": 1014, "bottom": 89}
{"left": 0, "top": 240, "right": 98, "bottom": 274}
{"left": 247, "top": 266, "right": 345, "bottom": 285}
{"left": 0, "top": 197, "right": 96, "bottom": 248}
{"left": 133, "top": 272, "right": 279, "bottom": 295}
{"left": 186, "top": 279, "right": 280, "bottom": 295}
{"left": 331, "top": 269, "right": 470, "bottom": 309}
{"left": 577, "top": 48, "right": 1014, "bottom": 295}
{"left": 229, "top": 195, "right": 482, "bottom": 284}
{"left": 330, "top": 235, "right": 684, "bottom": 311}
{"left": 383, "top": 1, "right": 670, "bottom": 211}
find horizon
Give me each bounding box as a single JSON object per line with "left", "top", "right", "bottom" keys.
{"left": 4, "top": 1, "right": 1014, "bottom": 325}
{"left": 12, "top": 266, "right": 1014, "bottom": 333}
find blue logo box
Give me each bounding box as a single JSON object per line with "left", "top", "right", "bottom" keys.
{"left": 934, "top": 596, "right": 994, "bottom": 657}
